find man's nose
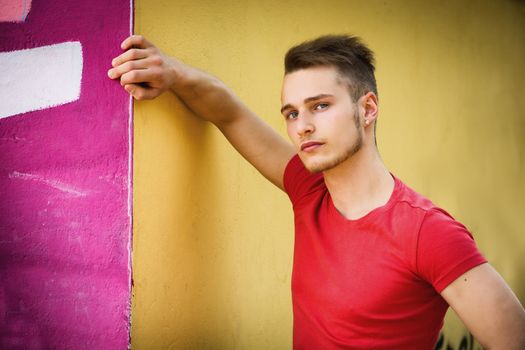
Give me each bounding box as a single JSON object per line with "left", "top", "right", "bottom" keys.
{"left": 296, "top": 112, "right": 315, "bottom": 136}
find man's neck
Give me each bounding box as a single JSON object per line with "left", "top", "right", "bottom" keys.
{"left": 323, "top": 145, "right": 394, "bottom": 220}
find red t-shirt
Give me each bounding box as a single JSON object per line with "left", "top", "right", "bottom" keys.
{"left": 283, "top": 155, "right": 487, "bottom": 350}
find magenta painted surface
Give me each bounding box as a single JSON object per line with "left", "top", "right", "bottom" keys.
{"left": 0, "top": 1, "right": 132, "bottom": 349}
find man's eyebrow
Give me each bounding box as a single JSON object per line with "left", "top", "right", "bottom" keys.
{"left": 280, "top": 94, "right": 334, "bottom": 114}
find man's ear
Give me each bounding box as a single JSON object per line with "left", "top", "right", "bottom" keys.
{"left": 360, "top": 92, "right": 378, "bottom": 127}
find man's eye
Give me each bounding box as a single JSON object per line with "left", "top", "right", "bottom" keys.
{"left": 287, "top": 111, "right": 298, "bottom": 120}
{"left": 314, "top": 103, "right": 329, "bottom": 111}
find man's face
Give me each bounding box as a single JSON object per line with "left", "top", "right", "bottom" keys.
{"left": 281, "top": 66, "right": 363, "bottom": 173}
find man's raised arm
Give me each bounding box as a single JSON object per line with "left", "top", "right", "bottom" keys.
{"left": 108, "top": 35, "right": 295, "bottom": 190}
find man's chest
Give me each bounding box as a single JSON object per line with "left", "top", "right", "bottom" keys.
{"left": 291, "top": 215, "right": 438, "bottom": 327}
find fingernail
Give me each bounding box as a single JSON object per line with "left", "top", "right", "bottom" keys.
{"left": 107, "top": 69, "right": 114, "bottom": 78}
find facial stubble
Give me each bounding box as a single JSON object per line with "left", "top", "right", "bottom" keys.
{"left": 306, "top": 109, "right": 363, "bottom": 173}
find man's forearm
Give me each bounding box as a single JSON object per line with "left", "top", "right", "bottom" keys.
{"left": 170, "top": 63, "right": 249, "bottom": 128}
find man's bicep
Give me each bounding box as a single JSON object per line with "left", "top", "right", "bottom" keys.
{"left": 441, "top": 263, "right": 525, "bottom": 349}
{"left": 218, "top": 108, "right": 295, "bottom": 191}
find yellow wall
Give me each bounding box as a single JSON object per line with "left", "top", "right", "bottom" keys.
{"left": 132, "top": 1, "right": 525, "bottom": 348}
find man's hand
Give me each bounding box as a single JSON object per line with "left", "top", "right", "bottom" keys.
{"left": 108, "top": 35, "right": 180, "bottom": 100}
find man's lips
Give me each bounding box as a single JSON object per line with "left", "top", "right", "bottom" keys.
{"left": 300, "top": 141, "right": 324, "bottom": 152}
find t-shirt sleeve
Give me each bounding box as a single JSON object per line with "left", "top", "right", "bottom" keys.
{"left": 283, "top": 154, "right": 325, "bottom": 206}
{"left": 416, "top": 208, "right": 487, "bottom": 293}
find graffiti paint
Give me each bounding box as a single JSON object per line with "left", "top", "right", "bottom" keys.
{"left": 0, "top": 0, "right": 32, "bottom": 22}
{"left": 0, "top": 42, "right": 83, "bottom": 119}
{"left": 0, "top": 0, "right": 133, "bottom": 349}
{"left": 435, "top": 332, "right": 484, "bottom": 350}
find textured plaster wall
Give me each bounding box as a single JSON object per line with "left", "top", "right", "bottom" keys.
{"left": 0, "top": 1, "right": 133, "bottom": 349}
{"left": 132, "top": 0, "right": 525, "bottom": 349}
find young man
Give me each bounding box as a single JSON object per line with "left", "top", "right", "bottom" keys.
{"left": 108, "top": 35, "right": 525, "bottom": 349}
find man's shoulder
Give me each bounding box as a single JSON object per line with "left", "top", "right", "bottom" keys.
{"left": 389, "top": 176, "right": 463, "bottom": 233}
{"left": 393, "top": 177, "right": 436, "bottom": 212}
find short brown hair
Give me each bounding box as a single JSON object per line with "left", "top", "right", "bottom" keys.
{"left": 284, "top": 35, "right": 377, "bottom": 102}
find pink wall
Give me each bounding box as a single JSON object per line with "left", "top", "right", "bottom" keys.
{"left": 0, "top": 1, "right": 133, "bottom": 349}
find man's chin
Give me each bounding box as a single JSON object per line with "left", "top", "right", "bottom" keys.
{"left": 301, "top": 138, "right": 363, "bottom": 173}
{"left": 300, "top": 149, "right": 359, "bottom": 174}
{"left": 300, "top": 156, "right": 333, "bottom": 174}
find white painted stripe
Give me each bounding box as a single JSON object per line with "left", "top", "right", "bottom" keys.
{"left": 0, "top": 41, "right": 83, "bottom": 119}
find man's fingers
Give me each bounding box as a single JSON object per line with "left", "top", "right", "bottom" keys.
{"left": 111, "top": 48, "right": 149, "bottom": 68}
{"left": 120, "top": 35, "right": 153, "bottom": 51}
{"left": 120, "top": 68, "right": 155, "bottom": 86}
{"left": 108, "top": 57, "right": 147, "bottom": 79}
{"left": 108, "top": 49, "right": 151, "bottom": 79}
{"left": 124, "top": 84, "right": 159, "bottom": 100}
